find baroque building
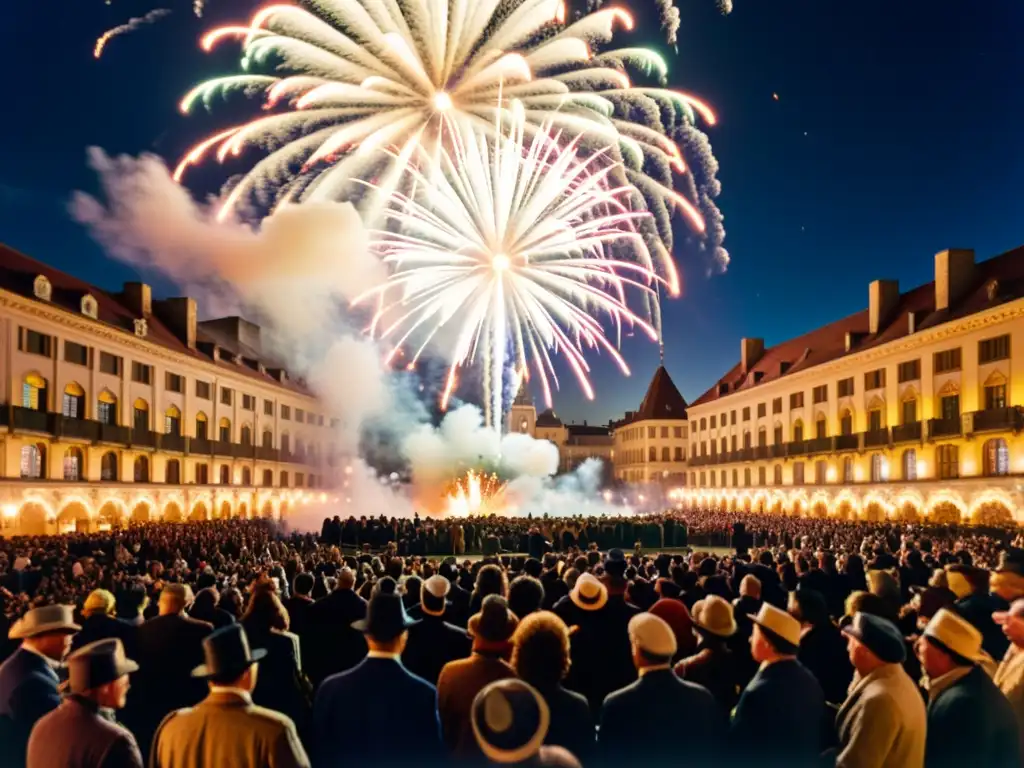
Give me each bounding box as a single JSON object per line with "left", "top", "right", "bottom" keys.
{"left": 507, "top": 385, "right": 614, "bottom": 475}
{"left": 682, "top": 247, "right": 1024, "bottom": 523}
{"left": 0, "top": 244, "right": 339, "bottom": 536}
{"left": 611, "top": 365, "right": 689, "bottom": 484}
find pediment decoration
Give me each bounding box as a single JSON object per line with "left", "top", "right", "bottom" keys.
{"left": 80, "top": 294, "right": 98, "bottom": 319}
{"left": 133, "top": 318, "right": 148, "bottom": 338}
{"left": 33, "top": 275, "right": 51, "bottom": 301}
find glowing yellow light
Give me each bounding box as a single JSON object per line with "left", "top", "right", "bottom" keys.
{"left": 1, "top": 504, "right": 16, "bottom": 519}
{"left": 492, "top": 253, "right": 510, "bottom": 272}
{"left": 826, "top": 467, "right": 837, "bottom": 483}
{"left": 319, "top": 493, "right": 327, "bottom": 503}
{"left": 433, "top": 91, "right": 453, "bottom": 111}
{"left": 916, "top": 459, "right": 927, "bottom": 478}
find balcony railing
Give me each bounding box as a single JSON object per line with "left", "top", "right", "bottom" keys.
{"left": 835, "top": 433, "right": 859, "bottom": 451}
{"left": 233, "top": 443, "right": 256, "bottom": 459}
{"left": 970, "top": 408, "right": 1024, "bottom": 434}
{"left": 863, "top": 428, "right": 890, "bottom": 448}
{"left": 212, "top": 440, "right": 234, "bottom": 457}
{"left": 256, "top": 446, "right": 279, "bottom": 462}
{"left": 929, "top": 417, "right": 962, "bottom": 439}
{"left": 98, "top": 423, "right": 130, "bottom": 444}
{"left": 754, "top": 445, "right": 769, "bottom": 460}
{"left": 55, "top": 416, "right": 99, "bottom": 441}
{"left": 805, "top": 437, "right": 833, "bottom": 455}
{"left": 787, "top": 440, "right": 808, "bottom": 457}
{"left": 162, "top": 434, "right": 186, "bottom": 453}
{"left": 130, "top": 429, "right": 158, "bottom": 448}
{"left": 12, "top": 407, "right": 50, "bottom": 432}
{"left": 769, "top": 444, "right": 787, "bottom": 459}
{"left": 892, "top": 422, "right": 922, "bottom": 444}
{"left": 188, "top": 437, "right": 213, "bottom": 455}
{"left": 739, "top": 447, "right": 755, "bottom": 462}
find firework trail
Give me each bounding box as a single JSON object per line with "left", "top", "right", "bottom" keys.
{"left": 716, "top": 0, "right": 734, "bottom": 13}
{"left": 356, "top": 102, "right": 674, "bottom": 426}
{"left": 654, "top": 0, "right": 680, "bottom": 48}
{"left": 94, "top": 9, "right": 170, "bottom": 58}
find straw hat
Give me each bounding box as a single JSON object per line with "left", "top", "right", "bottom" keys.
{"left": 9, "top": 605, "right": 80, "bottom": 640}
{"left": 692, "top": 595, "right": 737, "bottom": 638}
{"left": 748, "top": 604, "right": 801, "bottom": 652}
{"left": 83, "top": 589, "right": 116, "bottom": 617}
{"left": 569, "top": 573, "right": 607, "bottom": 612}
{"left": 628, "top": 613, "right": 677, "bottom": 660}
{"left": 471, "top": 679, "right": 550, "bottom": 764}
{"left": 922, "top": 608, "right": 991, "bottom": 665}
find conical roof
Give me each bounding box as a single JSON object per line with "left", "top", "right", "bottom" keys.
{"left": 512, "top": 379, "right": 533, "bottom": 407}
{"left": 634, "top": 366, "right": 688, "bottom": 420}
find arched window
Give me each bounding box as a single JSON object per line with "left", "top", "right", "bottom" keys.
{"left": 20, "top": 444, "right": 45, "bottom": 479}
{"left": 62, "top": 382, "right": 85, "bottom": 419}
{"left": 132, "top": 399, "right": 149, "bottom": 432}
{"left": 101, "top": 451, "right": 118, "bottom": 481}
{"left": 903, "top": 449, "right": 917, "bottom": 481}
{"left": 983, "top": 438, "right": 1010, "bottom": 477}
{"left": 732, "top": 469, "right": 739, "bottom": 486}
{"left": 22, "top": 373, "right": 47, "bottom": 411}
{"left": 743, "top": 468, "right": 751, "bottom": 486}
{"left": 219, "top": 464, "right": 231, "bottom": 484}
{"left": 63, "top": 447, "right": 83, "bottom": 481}
{"left": 870, "top": 454, "right": 885, "bottom": 483}
{"left": 901, "top": 396, "right": 918, "bottom": 425}
{"left": 648, "top": 446, "right": 656, "bottom": 462}
{"left": 773, "top": 465, "right": 783, "bottom": 485}
{"left": 262, "top": 429, "right": 273, "bottom": 449}
{"left": 280, "top": 470, "right": 289, "bottom": 488}
{"left": 661, "top": 446, "right": 670, "bottom": 462}
{"left": 843, "top": 457, "right": 854, "bottom": 483}
{"left": 97, "top": 390, "right": 117, "bottom": 425}
{"left": 166, "top": 459, "right": 181, "bottom": 484}
{"left": 165, "top": 405, "right": 181, "bottom": 436}
{"left": 133, "top": 455, "right": 149, "bottom": 483}
{"left": 815, "top": 415, "right": 827, "bottom": 440}
{"left": 720, "top": 437, "right": 727, "bottom": 454}
{"left": 240, "top": 424, "right": 253, "bottom": 446}
{"left": 281, "top": 433, "right": 290, "bottom": 454}
{"left": 296, "top": 439, "right": 306, "bottom": 460}
{"left": 195, "top": 463, "right": 209, "bottom": 484}
{"left": 792, "top": 420, "right": 804, "bottom": 442}
{"left": 743, "top": 431, "right": 751, "bottom": 449}
{"left": 242, "top": 467, "right": 252, "bottom": 485}
{"left": 815, "top": 461, "right": 827, "bottom": 484}
{"left": 757, "top": 427, "right": 767, "bottom": 447}
{"left": 219, "top": 417, "right": 231, "bottom": 442}
{"left": 938, "top": 445, "right": 959, "bottom": 480}
{"left": 262, "top": 469, "right": 273, "bottom": 486}
{"left": 195, "top": 412, "right": 208, "bottom": 440}
{"left": 792, "top": 463, "right": 805, "bottom": 484}
{"left": 840, "top": 410, "right": 853, "bottom": 436}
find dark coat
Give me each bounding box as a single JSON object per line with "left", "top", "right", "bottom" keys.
{"left": 281, "top": 596, "right": 314, "bottom": 637}
{"left": 71, "top": 614, "right": 138, "bottom": 658}
{"left": 300, "top": 589, "right": 367, "bottom": 688}
{"left": 0, "top": 647, "right": 61, "bottom": 767}
{"left": 730, "top": 658, "right": 827, "bottom": 767}
{"left": 402, "top": 614, "right": 471, "bottom": 686}
{"left": 26, "top": 695, "right": 142, "bottom": 768}
{"left": 926, "top": 665, "right": 1020, "bottom": 768}
{"left": 599, "top": 668, "right": 725, "bottom": 765}
{"left": 187, "top": 604, "right": 234, "bottom": 631}
{"left": 798, "top": 622, "right": 854, "bottom": 705}
{"left": 955, "top": 593, "right": 1011, "bottom": 661}
{"left": 312, "top": 656, "right": 442, "bottom": 766}
{"left": 677, "top": 637, "right": 741, "bottom": 713}
{"left": 531, "top": 683, "right": 593, "bottom": 764}
{"left": 437, "top": 651, "right": 516, "bottom": 759}
{"left": 241, "top": 623, "right": 310, "bottom": 731}
{"left": 124, "top": 613, "right": 212, "bottom": 762}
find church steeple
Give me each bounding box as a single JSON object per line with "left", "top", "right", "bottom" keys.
{"left": 508, "top": 378, "right": 537, "bottom": 435}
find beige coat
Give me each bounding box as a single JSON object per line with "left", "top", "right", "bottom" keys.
{"left": 150, "top": 689, "right": 309, "bottom": 768}
{"left": 994, "top": 645, "right": 1024, "bottom": 755}
{"left": 835, "top": 663, "right": 926, "bottom": 768}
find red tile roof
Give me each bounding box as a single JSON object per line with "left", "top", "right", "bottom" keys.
{"left": 691, "top": 246, "right": 1024, "bottom": 407}
{"left": 536, "top": 409, "right": 563, "bottom": 428}
{"left": 616, "top": 366, "right": 688, "bottom": 425}
{"left": 0, "top": 242, "right": 313, "bottom": 396}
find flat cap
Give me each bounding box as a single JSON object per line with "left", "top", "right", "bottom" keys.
{"left": 628, "top": 612, "right": 677, "bottom": 660}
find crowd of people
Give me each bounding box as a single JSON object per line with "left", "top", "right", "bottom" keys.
{"left": 0, "top": 509, "right": 1023, "bottom": 766}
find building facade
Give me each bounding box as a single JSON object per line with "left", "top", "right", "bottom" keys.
{"left": 0, "top": 244, "right": 338, "bottom": 537}
{"left": 682, "top": 247, "right": 1024, "bottom": 523}
{"left": 611, "top": 366, "right": 690, "bottom": 484}
{"left": 507, "top": 387, "right": 614, "bottom": 476}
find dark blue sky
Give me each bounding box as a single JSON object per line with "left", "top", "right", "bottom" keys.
{"left": 1, "top": 1, "right": 1022, "bottom": 424}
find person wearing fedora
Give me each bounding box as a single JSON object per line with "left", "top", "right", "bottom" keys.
{"left": 916, "top": 608, "right": 1019, "bottom": 768}
{"left": 299, "top": 567, "right": 368, "bottom": 689}
{"left": 730, "top": 603, "right": 827, "bottom": 766}
{"left": 0, "top": 604, "right": 79, "bottom": 766}
{"left": 599, "top": 613, "right": 724, "bottom": 766}
{"left": 312, "top": 577, "right": 442, "bottom": 766}
{"left": 151, "top": 623, "right": 309, "bottom": 768}
{"left": 402, "top": 575, "right": 471, "bottom": 686}
{"left": 789, "top": 588, "right": 853, "bottom": 706}
{"left": 676, "top": 595, "right": 741, "bottom": 714}
{"left": 834, "top": 612, "right": 926, "bottom": 768}
{"left": 438, "top": 594, "right": 519, "bottom": 759}
{"left": 26, "top": 638, "right": 143, "bottom": 768}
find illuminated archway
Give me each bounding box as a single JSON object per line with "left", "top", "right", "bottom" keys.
{"left": 834, "top": 500, "right": 854, "bottom": 521}
{"left": 97, "top": 501, "right": 125, "bottom": 529}
{"left": 811, "top": 501, "right": 828, "bottom": 519}
{"left": 131, "top": 501, "right": 152, "bottom": 523}
{"left": 973, "top": 502, "right": 1014, "bottom": 527}
{"left": 219, "top": 500, "right": 232, "bottom": 520}
{"left": 238, "top": 502, "right": 249, "bottom": 519}
{"left": 929, "top": 502, "right": 963, "bottom": 525}
{"left": 163, "top": 502, "right": 183, "bottom": 523}
{"left": 863, "top": 501, "right": 886, "bottom": 522}
{"left": 57, "top": 501, "right": 91, "bottom": 533}
{"left": 17, "top": 502, "right": 50, "bottom": 536}
{"left": 897, "top": 502, "right": 921, "bottom": 522}
{"left": 189, "top": 502, "right": 209, "bottom": 522}
{"left": 261, "top": 501, "right": 274, "bottom": 519}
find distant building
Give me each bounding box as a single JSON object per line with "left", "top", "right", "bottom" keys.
{"left": 611, "top": 366, "right": 690, "bottom": 484}
{"left": 507, "top": 386, "right": 614, "bottom": 475}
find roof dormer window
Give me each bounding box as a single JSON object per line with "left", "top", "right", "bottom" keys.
{"left": 80, "top": 294, "right": 98, "bottom": 319}
{"left": 33, "top": 275, "right": 51, "bottom": 302}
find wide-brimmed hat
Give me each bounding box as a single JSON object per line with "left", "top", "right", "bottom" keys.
{"left": 421, "top": 575, "right": 450, "bottom": 617}
{"left": 922, "top": 608, "right": 991, "bottom": 666}
{"left": 945, "top": 564, "right": 988, "bottom": 599}
{"left": 471, "top": 679, "right": 550, "bottom": 764}
{"left": 83, "top": 589, "right": 116, "bottom": 617}
{"left": 67, "top": 638, "right": 139, "bottom": 694}
{"left": 352, "top": 577, "right": 419, "bottom": 640}
{"left": 749, "top": 604, "right": 801, "bottom": 653}
{"left": 569, "top": 573, "right": 607, "bottom": 612}
{"left": 191, "top": 624, "right": 267, "bottom": 681}
{"left": 693, "top": 595, "right": 737, "bottom": 638}
{"left": 9, "top": 605, "right": 80, "bottom": 640}
{"left": 841, "top": 612, "right": 906, "bottom": 664}
{"left": 605, "top": 549, "right": 627, "bottom": 577}
{"left": 468, "top": 595, "right": 519, "bottom": 643}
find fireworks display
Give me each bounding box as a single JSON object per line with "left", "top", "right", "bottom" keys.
{"left": 445, "top": 470, "right": 508, "bottom": 516}
{"left": 94, "top": 9, "right": 170, "bottom": 59}
{"left": 356, "top": 101, "right": 673, "bottom": 425}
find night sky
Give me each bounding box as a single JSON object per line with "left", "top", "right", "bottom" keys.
{"left": 1, "top": 1, "right": 1022, "bottom": 425}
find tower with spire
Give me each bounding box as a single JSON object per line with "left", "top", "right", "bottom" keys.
{"left": 507, "top": 378, "right": 537, "bottom": 435}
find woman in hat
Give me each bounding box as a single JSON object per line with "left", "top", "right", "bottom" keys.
{"left": 675, "top": 595, "right": 740, "bottom": 713}
{"left": 472, "top": 679, "right": 581, "bottom": 767}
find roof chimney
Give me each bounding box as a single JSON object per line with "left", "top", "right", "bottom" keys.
{"left": 868, "top": 280, "right": 899, "bottom": 335}
{"left": 155, "top": 297, "right": 197, "bottom": 349}
{"left": 121, "top": 282, "right": 152, "bottom": 317}
{"left": 740, "top": 337, "right": 764, "bottom": 373}
{"left": 934, "top": 249, "right": 975, "bottom": 311}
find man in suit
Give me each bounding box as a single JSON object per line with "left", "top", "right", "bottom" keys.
{"left": 27, "top": 638, "right": 143, "bottom": 768}
{"left": 835, "top": 612, "right": 926, "bottom": 768}
{"left": 312, "top": 577, "right": 442, "bottom": 766}
{"left": 151, "top": 624, "right": 309, "bottom": 768}
{"left": 0, "top": 605, "right": 79, "bottom": 767}
{"left": 124, "top": 584, "right": 212, "bottom": 762}
{"left": 918, "top": 608, "right": 1019, "bottom": 768}
{"left": 437, "top": 594, "right": 518, "bottom": 759}
{"left": 282, "top": 573, "right": 315, "bottom": 638}
{"left": 72, "top": 589, "right": 138, "bottom": 657}
{"left": 731, "top": 604, "right": 827, "bottom": 767}
{"left": 300, "top": 568, "right": 367, "bottom": 688}
{"left": 403, "top": 575, "right": 471, "bottom": 685}
{"left": 994, "top": 599, "right": 1024, "bottom": 757}
{"left": 600, "top": 612, "right": 724, "bottom": 765}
